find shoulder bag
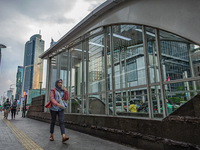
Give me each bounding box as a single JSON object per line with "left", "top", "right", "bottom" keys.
{"left": 57, "top": 90, "right": 67, "bottom": 109}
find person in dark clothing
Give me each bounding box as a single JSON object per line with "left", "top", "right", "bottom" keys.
{"left": 11, "top": 99, "right": 17, "bottom": 119}
{"left": 3, "top": 99, "right": 10, "bottom": 119}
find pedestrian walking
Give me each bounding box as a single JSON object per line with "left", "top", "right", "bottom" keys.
{"left": 11, "top": 99, "right": 17, "bottom": 119}
{"left": 44, "top": 79, "right": 69, "bottom": 143}
{"left": 3, "top": 99, "right": 11, "bottom": 119}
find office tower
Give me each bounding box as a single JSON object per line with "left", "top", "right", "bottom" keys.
{"left": 23, "top": 34, "right": 44, "bottom": 91}
{"left": 7, "top": 89, "right": 14, "bottom": 102}
{"left": 15, "top": 66, "right": 23, "bottom": 99}
{"left": 0, "top": 44, "right": 6, "bottom": 69}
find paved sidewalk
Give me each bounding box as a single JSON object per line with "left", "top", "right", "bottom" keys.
{"left": 0, "top": 111, "right": 139, "bottom": 150}
{"left": 0, "top": 113, "right": 24, "bottom": 150}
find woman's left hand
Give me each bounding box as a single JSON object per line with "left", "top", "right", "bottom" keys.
{"left": 63, "top": 88, "right": 67, "bottom": 92}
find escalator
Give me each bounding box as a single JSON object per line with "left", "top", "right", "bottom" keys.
{"left": 68, "top": 97, "right": 112, "bottom": 114}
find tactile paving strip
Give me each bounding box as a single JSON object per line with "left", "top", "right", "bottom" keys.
{"left": 0, "top": 115, "right": 43, "bottom": 150}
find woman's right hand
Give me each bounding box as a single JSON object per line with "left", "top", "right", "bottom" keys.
{"left": 57, "top": 103, "right": 62, "bottom": 109}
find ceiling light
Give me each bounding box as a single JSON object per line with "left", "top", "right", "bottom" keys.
{"left": 112, "top": 33, "right": 132, "bottom": 41}
{"left": 135, "top": 29, "right": 155, "bottom": 37}
{"left": 74, "top": 48, "right": 91, "bottom": 53}
{"left": 89, "top": 42, "right": 104, "bottom": 47}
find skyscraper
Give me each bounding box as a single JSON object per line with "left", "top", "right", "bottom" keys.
{"left": 23, "top": 34, "right": 44, "bottom": 91}
{"left": 0, "top": 44, "right": 6, "bottom": 69}
{"left": 7, "top": 89, "right": 14, "bottom": 102}
{"left": 15, "top": 66, "right": 23, "bottom": 99}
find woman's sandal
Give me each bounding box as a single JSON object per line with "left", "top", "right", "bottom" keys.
{"left": 50, "top": 136, "right": 54, "bottom": 141}
{"left": 62, "top": 137, "right": 69, "bottom": 143}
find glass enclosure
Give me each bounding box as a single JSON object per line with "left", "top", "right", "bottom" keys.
{"left": 46, "top": 25, "right": 200, "bottom": 119}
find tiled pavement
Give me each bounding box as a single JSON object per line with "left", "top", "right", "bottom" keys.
{"left": 0, "top": 111, "right": 139, "bottom": 150}
{"left": 0, "top": 114, "right": 24, "bottom": 150}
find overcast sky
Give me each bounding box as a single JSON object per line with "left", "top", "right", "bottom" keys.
{"left": 0, "top": 0, "right": 106, "bottom": 99}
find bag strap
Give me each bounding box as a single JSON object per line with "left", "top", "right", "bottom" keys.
{"left": 56, "top": 90, "right": 62, "bottom": 102}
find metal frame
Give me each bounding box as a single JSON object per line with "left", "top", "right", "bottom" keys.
{"left": 155, "top": 29, "right": 167, "bottom": 117}
{"left": 110, "top": 26, "right": 116, "bottom": 116}
{"left": 85, "top": 38, "right": 89, "bottom": 115}
{"left": 103, "top": 27, "right": 109, "bottom": 115}
{"left": 69, "top": 49, "right": 72, "bottom": 113}
{"left": 81, "top": 41, "right": 85, "bottom": 114}
{"left": 142, "top": 26, "right": 153, "bottom": 118}
{"left": 44, "top": 57, "right": 51, "bottom": 112}
{"left": 187, "top": 43, "right": 197, "bottom": 95}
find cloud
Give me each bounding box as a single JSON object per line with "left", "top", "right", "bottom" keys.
{"left": 0, "top": 0, "right": 107, "bottom": 99}
{"left": 83, "top": 0, "right": 106, "bottom": 12}
{"left": 0, "top": 0, "right": 76, "bottom": 25}
{"left": 0, "top": 0, "right": 78, "bottom": 96}
{"left": 38, "top": 15, "right": 75, "bottom": 25}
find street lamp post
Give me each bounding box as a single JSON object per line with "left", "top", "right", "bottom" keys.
{"left": 20, "top": 62, "right": 42, "bottom": 112}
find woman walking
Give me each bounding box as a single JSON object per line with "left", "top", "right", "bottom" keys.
{"left": 47, "top": 79, "right": 69, "bottom": 142}
{"left": 11, "top": 99, "right": 17, "bottom": 119}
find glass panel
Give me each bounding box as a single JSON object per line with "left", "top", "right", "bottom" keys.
{"left": 145, "top": 27, "right": 160, "bottom": 83}
{"left": 68, "top": 37, "right": 81, "bottom": 48}
{"left": 70, "top": 43, "right": 83, "bottom": 96}
{"left": 107, "top": 92, "right": 113, "bottom": 115}
{"left": 150, "top": 85, "right": 164, "bottom": 118}
{"left": 113, "top": 88, "right": 149, "bottom": 118}
{"left": 111, "top": 25, "right": 146, "bottom": 90}
{"left": 82, "top": 95, "right": 86, "bottom": 114}
{"left": 67, "top": 97, "right": 82, "bottom": 113}
{"left": 189, "top": 44, "right": 200, "bottom": 95}
{"left": 50, "top": 56, "right": 57, "bottom": 89}
{"left": 59, "top": 51, "right": 68, "bottom": 90}
{"left": 159, "top": 30, "right": 191, "bottom": 82}
{"left": 85, "top": 27, "right": 103, "bottom": 38}
{"left": 164, "top": 81, "right": 200, "bottom": 114}
{"left": 88, "top": 93, "right": 105, "bottom": 115}
{"left": 88, "top": 33, "right": 105, "bottom": 93}
{"left": 191, "top": 45, "right": 200, "bottom": 76}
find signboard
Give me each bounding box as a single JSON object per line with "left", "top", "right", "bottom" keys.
{"left": 23, "top": 92, "right": 26, "bottom": 98}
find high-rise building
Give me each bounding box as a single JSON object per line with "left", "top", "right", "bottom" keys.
{"left": 7, "top": 88, "right": 14, "bottom": 103}
{"left": 23, "top": 34, "right": 44, "bottom": 92}
{"left": 15, "top": 66, "right": 23, "bottom": 99}
{"left": 0, "top": 44, "right": 6, "bottom": 69}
